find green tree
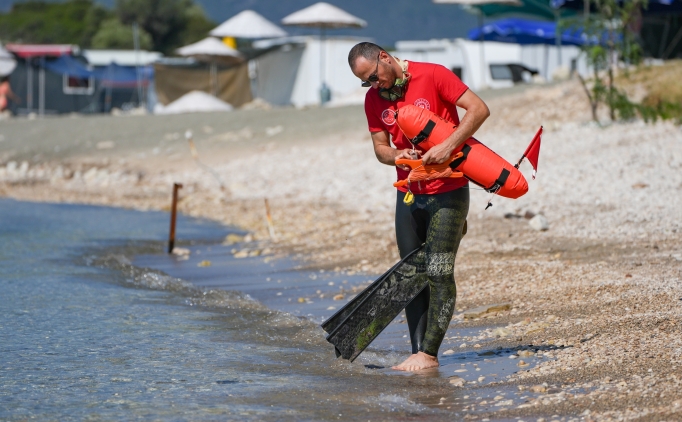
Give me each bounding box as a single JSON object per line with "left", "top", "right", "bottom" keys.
{"left": 91, "top": 18, "right": 153, "bottom": 50}
{"left": 178, "top": 4, "right": 217, "bottom": 46}
{"left": 82, "top": 3, "right": 115, "bottom": 46}
{"left": 0, "top": 0, "right": 111, "bottom": 46}
{"left": 115, "top": 0, "right": 215, "bottom": 54}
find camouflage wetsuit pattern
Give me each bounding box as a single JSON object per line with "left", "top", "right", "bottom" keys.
{"left": 396, "top": 187, "right": 469, "bottom": 356}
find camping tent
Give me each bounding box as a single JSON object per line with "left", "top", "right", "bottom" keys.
{"left": 176, "top": 37, "right": 242, "bottom": 96}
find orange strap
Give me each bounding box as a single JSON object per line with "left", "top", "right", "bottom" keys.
{"left": 393, "top": 153, "right": 464, "bottom": 188}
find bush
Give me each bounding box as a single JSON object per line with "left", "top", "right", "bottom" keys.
{"left": 91, "top": 18, "right": 153, "bottom": 50}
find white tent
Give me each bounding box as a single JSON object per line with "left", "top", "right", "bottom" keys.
{"left": 176, "top": 38, "right": 242, "bottom": 96}
{"left": 281, "top": 2, "right": 367, "bottom": 104}
{"left": 252, "top": 36, "right": 368, "bottom": 108}
{"left": 0, "top": 44, "right": 17, "bottom": 77}
{"left": 210, "top": 10, "right": 287, "bottom": 39}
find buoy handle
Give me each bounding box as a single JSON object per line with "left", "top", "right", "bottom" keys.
{"left": 394, "top": 151, "right": 463, "bottom": 169}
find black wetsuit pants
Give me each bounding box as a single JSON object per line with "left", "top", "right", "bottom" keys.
{"left": 395, "top": 188, "right": 469, "bottom": 357}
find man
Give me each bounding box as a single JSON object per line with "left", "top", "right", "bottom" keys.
{"left": 347, "top": 42, "right": 490, "bottom": 371}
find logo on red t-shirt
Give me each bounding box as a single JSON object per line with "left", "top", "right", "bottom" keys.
{"left": 414, "top": 98, "right": 431, "bottom": 110}
{"left": 381, "top": 109, "right": 396, "bottom": 125}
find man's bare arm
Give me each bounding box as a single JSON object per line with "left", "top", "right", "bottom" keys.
{"left": 421, "top": 89, "right": 490, "bottom": 164}
{"left": 371, "top": 130, "right": 415, "bottom": 169}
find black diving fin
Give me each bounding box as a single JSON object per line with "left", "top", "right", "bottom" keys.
{"left": 321, "top": 246, "right": 428, "bottom": 362}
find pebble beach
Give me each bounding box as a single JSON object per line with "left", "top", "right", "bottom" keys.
{"left": 2, "top": 79, "right": 682, "bottom": 420}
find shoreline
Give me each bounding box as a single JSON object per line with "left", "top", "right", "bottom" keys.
{"left": 2, "top": 80, "right": 682, "bottom": 419}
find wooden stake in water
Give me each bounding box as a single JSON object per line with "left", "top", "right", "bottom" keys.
{"left": 168, "top": 183, "right": 183, "bottom": 253}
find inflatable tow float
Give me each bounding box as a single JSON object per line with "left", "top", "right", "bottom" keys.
{"left": 393, "top": 104, "right": 542, "bottom": 205}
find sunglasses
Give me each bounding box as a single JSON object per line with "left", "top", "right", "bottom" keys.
{"left": 361, "top": 53, "right": 381, "bottom": 87}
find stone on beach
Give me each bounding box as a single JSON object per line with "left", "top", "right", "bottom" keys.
{"left": 449, "top": 376, "right": 465, "bottom": 387}
{"left": 492, "top": 327, "right": 512, "bottom": 338}
{"left": 233, "top": 249, "right": 249, "bottom": 258}
{"left": 463, "top": 303, "right": 512, "bottom": 319}
{"left": 529, "top": 385, "right": 547, "bottom": 393}
{"left": 529, "top": 214, "right": 549, "bottom": 231}
{"left": 223, "top": 234, "right": 245, "bottom": 245}
{"left": 172, "top": 247, "right": 191, "bottom": 256}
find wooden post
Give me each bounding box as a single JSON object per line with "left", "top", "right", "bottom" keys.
{"left": 168, "top": 183, "right": 183, "bottom": 253}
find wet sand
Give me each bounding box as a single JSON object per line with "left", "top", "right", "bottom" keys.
{"left": 133, "top": 238, "right": 557, "bottom": 418}
{"left": 2, "top": 79, "right": 682, "bottom": 420}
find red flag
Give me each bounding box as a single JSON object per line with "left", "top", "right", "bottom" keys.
{"left": 521, "top": 126, "right": 543, "bottom": 180}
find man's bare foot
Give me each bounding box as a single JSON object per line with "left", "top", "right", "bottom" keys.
{"left": 391, "top": 351, "right": 439, "bottom": 371}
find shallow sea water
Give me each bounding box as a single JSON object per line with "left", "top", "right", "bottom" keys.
{"left": 1, "top": 199, "right": 544, "bottom": 421}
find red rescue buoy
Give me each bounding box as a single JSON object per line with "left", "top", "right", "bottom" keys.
{"left": 395, "top": 105, "right": 528, "bottom": 199}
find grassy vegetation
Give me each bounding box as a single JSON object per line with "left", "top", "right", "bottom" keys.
{"left": 619, "top": 60, "right": 682, "bottom": 123}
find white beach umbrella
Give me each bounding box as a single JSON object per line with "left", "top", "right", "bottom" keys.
{"left": 176, "top": 37, "right": 242, "bottom": 63}
{"left": 433, "top": 0, "right": 521, "bottom": 89}
{"left": 282, "top": 2, "right": 367, "bottom": 104}
{"left": 177, "top": 37, "right": 243, "bottom": 96}
{"left": 281, "top": 2, "right": 367, "bottom": 28}
{"left": 0, "top": 43, "right": 17, "bottom": 77}
{"left": 210, "top": 10, "right": 288, "bottom": 39}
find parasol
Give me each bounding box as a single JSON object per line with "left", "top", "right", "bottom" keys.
{"left": 282, "top": 2, "right": 367, "bottom": 104}
{"left": 210, "top": 10, "right": 288, "bottom": 39}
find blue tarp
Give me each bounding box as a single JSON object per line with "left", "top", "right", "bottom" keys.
{"left": 95, "top": 63, "right": 153, "bottom": 87}
{"left": 467, "top": 18, "right": 591, "bottom": 46}
{"left": 43, "top": 55, "right": 93, "bottom": 78}
{"left": 43, "top": 55, "right": 153, "bottom": 87}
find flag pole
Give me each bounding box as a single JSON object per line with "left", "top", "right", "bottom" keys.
{"left": 516, "top": 126, "right": 543, "bottom": 169}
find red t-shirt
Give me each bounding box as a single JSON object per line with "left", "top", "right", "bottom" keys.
{"left": 365, "top": 61, "right": 469, "bottom": 194}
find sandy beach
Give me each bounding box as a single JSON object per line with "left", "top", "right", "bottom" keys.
{"left": 2, "top": 79, "right": 682, "bottom": 420}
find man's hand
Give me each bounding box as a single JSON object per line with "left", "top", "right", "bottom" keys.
{"left": 395, "top": 149, "right": 421, "bottom": 170}
{"left": 420, "top": 89, "right": 490, "bottom": 165}
{"left": 421, "top": 141, "right": 455, "bottom": 165}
